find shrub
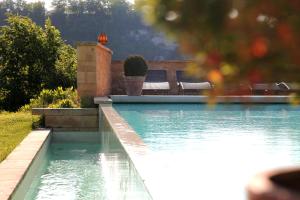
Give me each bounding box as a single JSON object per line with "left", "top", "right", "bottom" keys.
{"left": 20, "top": 87, "right": 79, "bottom": 111}
{"left": 49, "top": 99, "right": 77, "bottom": 108}
{"left": 124, "top": 55, "right": 148, "bottom": 76}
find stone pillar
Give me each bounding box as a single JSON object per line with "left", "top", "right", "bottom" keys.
{"left": 77, "top": 42, "right": 113, "bottom": 105}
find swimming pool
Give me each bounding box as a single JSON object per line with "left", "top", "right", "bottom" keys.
{"left": 11, "top": 131, "right": 152, "bottom": 200}
{"left": 114, "top": 104, "right": 300, "bottom": 200}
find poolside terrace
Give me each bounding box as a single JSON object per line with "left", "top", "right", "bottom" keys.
{"left": 77, "top": 42, "right": 299, "bottom": 101}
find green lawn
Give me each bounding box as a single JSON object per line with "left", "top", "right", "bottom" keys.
{"left": 0, "top": 112, "right": 39, "bottom": 162}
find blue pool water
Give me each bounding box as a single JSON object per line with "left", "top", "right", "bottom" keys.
{"left": 114, "top": 104, "right": 300, "bottom": 200}
{"left": 23, "top": 142, "right": 151, "bottom": 200}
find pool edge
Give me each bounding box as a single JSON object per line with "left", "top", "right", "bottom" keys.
{"left": 0, "top": 129, "right": 51, "bottom": 200}
{"left": 100, "top": 104, "right": 159, "bottom": 200}
{"left": 101, "top": 95, "right": 291, "bottom": 104}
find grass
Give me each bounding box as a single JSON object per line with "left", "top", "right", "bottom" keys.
{"left": 0, "top": 111, "right": 39, "bottom": 162}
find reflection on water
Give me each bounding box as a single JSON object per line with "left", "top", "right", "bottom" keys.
{"left": 24, "top": 131, "right": 151, "bottom": 200}
{"left": 115, "top": 104, "right": 300, "bottom": 200}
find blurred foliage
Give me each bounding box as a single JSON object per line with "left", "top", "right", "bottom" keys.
{"left": 20, "top": 87, "right": 80, "bottom": 111}
{"left": 0, "top": 15, "right": 76, "bottom": 111}
{"left": 0, "top": 0, "right": 182, "bottom": 60}
{"left": 137, "top": 0, "right": 300, "bottom": 92}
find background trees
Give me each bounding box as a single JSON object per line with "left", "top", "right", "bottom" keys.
{"left": 0, "top": 15, "right": 76, "bottom": 111}
{"left": 0, "top": 0, "right": 182, "bottom": 111}
{"left": 0, "top": 0, "right": 182, "bottom": 60}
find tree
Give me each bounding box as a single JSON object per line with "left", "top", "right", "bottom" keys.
{"left": 0, "top": 0, "right": 183, "bottom": 60}
{"left": 0, "top": 15, "right": 45, "bottom": 110}
{"left": 137, "top": 0, "right": 300, "bottom": 90}
{"left": 0, "top": 0, "right": 46, "bottom": 26}
{"left": 28, "top": 1, "right": 46, "bottom": 26}
{"left": 0, "top": 15, "right": 76, "bottom": 111}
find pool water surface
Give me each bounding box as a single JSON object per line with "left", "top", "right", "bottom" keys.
{"left": 114, "top": 104, "right": 300, "bottom": 200}
{"left": 23, "top": 142, "right": 151, "bottom": 200}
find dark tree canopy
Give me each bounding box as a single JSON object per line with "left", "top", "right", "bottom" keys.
{"left": 0, "top": 0, "right": 182, "bottom": 60}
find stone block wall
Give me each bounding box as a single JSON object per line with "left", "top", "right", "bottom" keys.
{"left": 111, "top": 60, "right": 192, "bottom": 95}
{"left": 77, "top": 42, "right": 112, "bottom": 100}
{"left": 96, "top": 44, "right": 113, "bottom": 96}
{"left": 32, "top": 108, "right": 99, "bottom": 131}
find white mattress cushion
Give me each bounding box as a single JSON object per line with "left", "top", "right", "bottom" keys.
{"left": 180, "top": 82, "right": 212, "bottom": 90}
{"left": 143, "top": 82, "right": 170, "bottom": 90}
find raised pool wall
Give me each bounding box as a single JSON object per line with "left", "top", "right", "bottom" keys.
{"left": 99, "top": 103, "right": 157, "bottom": 199}
{"left": 32, "top": 108, "right": 99, "bottom": 131}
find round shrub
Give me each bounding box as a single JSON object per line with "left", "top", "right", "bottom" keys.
{"left": 124, "top": 55, "right": 148, "bottom": 76}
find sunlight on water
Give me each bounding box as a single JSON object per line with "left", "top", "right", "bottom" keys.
{"left": 24, "top": 143, "right": 151, "bottom": 200}
{"left": 115, "top": 104, "right": 300, "bottom": 200}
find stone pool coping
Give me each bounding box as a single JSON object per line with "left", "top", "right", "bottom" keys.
{"left": 0, "top": 130, "right": 51, "bottom": 200}
{"left": 100, "top": 104, "right": 161, "bottom": 200}
{"left": 95, "top": 95, "right": 291, "bottom": 104}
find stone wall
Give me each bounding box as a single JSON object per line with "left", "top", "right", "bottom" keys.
{"left": 76, "top": 41, "right": 192, "bottom": 96}
{"left": 32, "top": 108, "right": 98, "bottom": 131}
{"left": 111, "top": 60, "right": 192, "bottom": 95}
{"left": 77, "top": 42, "right": 112, "bottom": 101}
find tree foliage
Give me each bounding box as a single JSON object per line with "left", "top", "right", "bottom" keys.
{"left": 0, "top": 0, "right": 182, "bottom": 60}
{"left": 0, "top": 0, "right": 45, "bottom": 26}
{"left": 0, "top": 15, "right": 76, "bottom": 111}
{"left": 137, "top": 0, "right": 300, "bottom": 89}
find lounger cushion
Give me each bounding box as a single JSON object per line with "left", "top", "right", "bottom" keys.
{"left": 143, "top": 82, "right": 170, "bottom": 90}
{"left": 180, "top": 82, "right": 212, "bottom": 90}
{"left": 253, "top": 84, "right": 276, "bottom": 90}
